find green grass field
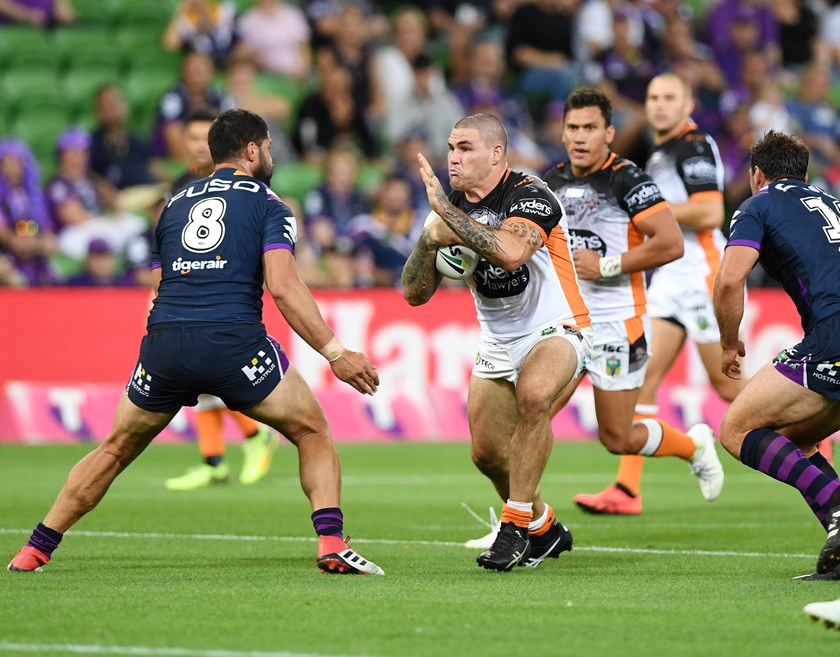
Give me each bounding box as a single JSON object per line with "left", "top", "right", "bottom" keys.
{"left": 1, "top": 441, "right": 838, "bottom": 657}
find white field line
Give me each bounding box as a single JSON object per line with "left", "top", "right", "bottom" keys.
{"left": 0, "top": 642, "right": 384, "bottom": 657}
{"left": 0, "top": 528, "right": 815, "bottom": 560}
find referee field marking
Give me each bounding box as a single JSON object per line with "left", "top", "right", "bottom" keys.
{"left": 0, "top": 642, "right": 385, "bottom": 657}
{"left": 0, "top": 528, "right": 815, "bottom": 560}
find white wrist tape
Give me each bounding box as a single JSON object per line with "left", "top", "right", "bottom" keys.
{"left": 599, "top": 255, "right": 622, "bottom": 278}
{"left": 318, "top": 336, "right": 345, "bottom": 363}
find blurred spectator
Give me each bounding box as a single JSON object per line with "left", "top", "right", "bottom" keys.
{"left": 374, "top": 6, "right": 430, "bottom": 126}
{"left": 89, "top": 84, "right": 162, "bottom": 191}
{"left": 424, "top": 0, "right": 493, "bottom": 84}
{"left": 163, "top": 0, "right": 239, "bottom": 68}
{"left": 389, "top": 127, "right": 440, "bottom": 214}
{"left": 236, "top": 0, "right": 312, "bottom": 81}
{"left": 770, "top": 0, "right": 824, "bottom": 73}
{"left": 65, "top": 238, "right": 135, "bottom": 287}
{"left": 0, "top": 0, "right": 74, "bottom": 26}
{"left": 293, "top": 65, "right": 380, "bottom": 163}
{"left": 454, "top": 39, "right": 531, "bottom": 130}
{"left": 46, "top": 128, "right": 147, "bottom": 261}
{"left": 786, "top": 65, "right": 840, "bottom": 170}
{"left": 536, "top": 101, "right": 569, "bottom": 166}
{"left": 0, "top": 253, "right": 26, "bottom": 286}
{"left": 225, "top": 53, "right": 296, "bottom": 164}
{"left": 302, "top": 145, "right": 371, "bottom": 287}
{"left": 576, "top": 0, "right": 648, "bottom": 63}
{"left": 820, "top": 0, "right": 840, "bottom": 70}
{"left": 384, "top": 52, "right": 464, "bottom": 161}
{"left": 505, "top": 0, "right": 580, "bottom": 103}
{"left": 153, "top": 50, "right": 236, "bottom": 161}
{"left": 706, "top": 0, "right": 780, "bottom": 85}
{"left": 315, "top": 2, "right": 385, "bottom": 123}
{"left": 349, "top": 175, "right": 423, "bottom": 287}
{"left": 716, "top": 100, "right": 755, "bottom": 210}
{"left": 585, "top": 6, "right": 657, "bottom": 158}
{"left": 660, "top": 17, "right": 727, "bottom": 136}
{"left": 0, "top": 139, "right": 56, "bottom": 286}
{"left": 306, "top": 0, "right": 389, "bottom": 51}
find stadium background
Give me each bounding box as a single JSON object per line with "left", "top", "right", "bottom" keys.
{"left": 0, "top": 0, "right": 835, "bottom": 444}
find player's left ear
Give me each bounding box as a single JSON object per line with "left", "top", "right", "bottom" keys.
{"left": 605, "top": 124, "right": 616, "bottom": 146}
{"left": 246, "top": 141, "right": 260, "bottom": 161}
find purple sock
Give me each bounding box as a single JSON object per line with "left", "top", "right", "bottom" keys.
{"left": 312, "top": 507, "right": 343, "bottom": 537}
{"left": 741, "top": 429, "right": 840, "bottom": 527}
{"left": 27, "top": 522, "right": 63, "bottom": 558}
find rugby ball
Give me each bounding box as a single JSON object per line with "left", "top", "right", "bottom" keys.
{"left": 436, "top": 244, "right": 478, "bottom": 280}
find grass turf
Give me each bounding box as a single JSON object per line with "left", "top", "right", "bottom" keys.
{"left": 1, "top": 441, "right": 838, "bottom": 657}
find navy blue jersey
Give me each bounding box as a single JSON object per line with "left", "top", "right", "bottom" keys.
{"left": 728, "top": 178, "right": 840, "bottom": 331}
{"left": 149, "top": 167, "right": 297, "bottom": 327}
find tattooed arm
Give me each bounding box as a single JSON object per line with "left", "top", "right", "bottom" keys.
{"left": 402, "top": 230, "right": 443, "bottom": 306}
{"left": 418, "top": 154, "right": 543, "bottom": 271}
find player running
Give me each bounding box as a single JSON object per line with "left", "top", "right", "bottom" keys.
{"left": 8, "top": 109, "right": 383, "bottom": 576}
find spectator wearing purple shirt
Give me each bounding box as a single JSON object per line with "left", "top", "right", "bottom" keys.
{"left": 0, "top": 139, "right": 56, "bottom": 286}
{"left": 65, "top": 238, "right": 135, "bottom": 287}
{"left": 0, "top": 0, "right": 75, "bottom": 26}
{"left": 705, "top": 0, "right": 780, "bottom": 85}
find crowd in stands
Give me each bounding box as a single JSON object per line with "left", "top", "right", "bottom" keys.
{"left": 2, "top": 0, "right": 840, "bottom": 288}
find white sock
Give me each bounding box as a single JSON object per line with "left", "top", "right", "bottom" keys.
{"left": 637, "top": 418, "right": 663, "bottom": 456}
{"left": 635, "top": 404, "right": 658, "bottom": 416}
{"left": 506, "top": 499, "right": 533, "bottom": 513}
{"left": 528, "top": 504, "right": 550, "bottom": 532}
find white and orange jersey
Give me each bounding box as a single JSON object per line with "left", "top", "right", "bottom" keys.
{"left": 543, "top": 153, "right": 670, "bottom": 322}
{"left": 448, "top": 168, "right": 590, "bottom": 341}
{"left": 645, "top": 121, "right": 726, "bottom": 296}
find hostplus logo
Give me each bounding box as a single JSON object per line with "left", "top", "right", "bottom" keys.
{"left": 131, "top": 363, "right": 152, "bottom": 397}
{"left": 814, "top": 361, "right": 840, "bottom": 383}
{"left": 241, "top": 350, "right": 276, "bottom": 386}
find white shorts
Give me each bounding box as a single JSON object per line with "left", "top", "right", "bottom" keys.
{"left": 195, "top": 394, "right": 226, "bottom": 411}
{"left": 646, "top": 271, "right": 720, "bottom": 343}
{"left": 586, "top": 316, "right": 651, "bottom": 391}
{"left": 473, "top": 321, "right": 593, "bottom": 385}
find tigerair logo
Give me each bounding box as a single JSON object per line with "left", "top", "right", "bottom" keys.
{"left": 241, "top": 350, "right": 276, "bottom": 386}
{"left": 131, "top": 363, "right": 152, "bottom": 396}
{"left": 172, "top": 255, "right": 228, "bottom": 274}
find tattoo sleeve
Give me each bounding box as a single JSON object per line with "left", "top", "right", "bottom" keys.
{"left": 402, "top": 232, "right": 442, "bottom": 306}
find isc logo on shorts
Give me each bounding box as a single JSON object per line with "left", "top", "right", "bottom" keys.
{"left": 241, "top": 350, "right": 276, "bottom": 386}
{"left": 131, "top": 363, "right": 152, "bottom": 397}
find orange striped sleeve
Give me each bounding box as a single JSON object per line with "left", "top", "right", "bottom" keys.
{"left": 630, "top": 201, "right": 671, "bottom": 226}
{"left": 688, "top": 191, "right": 724, "bottom": 203}
{"left": 546, "top": 228, "right": 591, "bottom": 329}
{"left": 696, "top": 229, "right": 723, "bottom": 296}
{"left": 627, "top": 223, "right": 646, "bottom": 317}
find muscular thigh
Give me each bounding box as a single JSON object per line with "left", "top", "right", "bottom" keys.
{"left": 724, "top": 363, "right": 840, "bottom": 441}
{"left": 469, "top": 375, "right": 517, "bottom": 457}
{"left": 242, "top": 364, "right": 330, "bottom": 443}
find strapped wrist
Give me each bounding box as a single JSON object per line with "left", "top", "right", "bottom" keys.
{"left": 599, "top": 255, "right": 622, "bottom": 278}
{"left": 318, "top": 336, "right": 345, "bottom": 363}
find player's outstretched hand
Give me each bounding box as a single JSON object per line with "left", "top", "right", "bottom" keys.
{"left": 721, "top": 341, "right": 746, "bottom": 379}
{"left": 418, "top": 153, "right": 450, "bottom": 219}
{"left": 330, "top": 350, "right": 379, "bottom": 395}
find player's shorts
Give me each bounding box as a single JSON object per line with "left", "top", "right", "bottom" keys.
{"left": 473, "top": 320, "right": 593, "bottom": 385}
{"left": 646, "top": 270, "right": 720, "bottom": 343}
{"left": 773, "top": 315, "right": 840, "bottom": 400}
{"left": 126, "top": 323, "right": 290, "bottom": 413}
{"left": 586, "top": 315, "right": 651, "bottom": 391}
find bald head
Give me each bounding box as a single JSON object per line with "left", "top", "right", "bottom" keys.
{"left": 453, "top": 113, "right": 508, "bottom": 154}
{"left": 645, "top": 73, "right": 695, "bottom": 142}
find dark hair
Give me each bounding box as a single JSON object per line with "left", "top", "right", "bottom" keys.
{"left": 749, "top": 130, "right": 809, "bottom": 182}
{"left": 453, "top": 113, "right": 508, "bottom": 153}
{"left": 207, "top": 109, "right": 269, "bottom": 163}
{"left": 186, "top": 107, "right": 220, "bottom": 125}
{"left": 564, "top": 86, "right": 612, "bottom": 126}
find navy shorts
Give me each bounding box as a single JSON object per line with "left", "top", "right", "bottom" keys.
{"left": 126, "top": 323, "right": 290, "bottom": 413}
{"left": 773, "top": 315, "right": 840, "bottom": 400}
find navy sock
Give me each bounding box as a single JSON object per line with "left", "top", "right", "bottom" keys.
{"left": 312, "top": 507, "right": 343, "bottom": 537}
{"left": 741, "top": 428, "right": 840, "bottom": 527}
{"left": 205, "top": 455, "right": 223, "bottom": 467}
{"left": 27, "top": 522, "right": 63, "bottom": 559}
